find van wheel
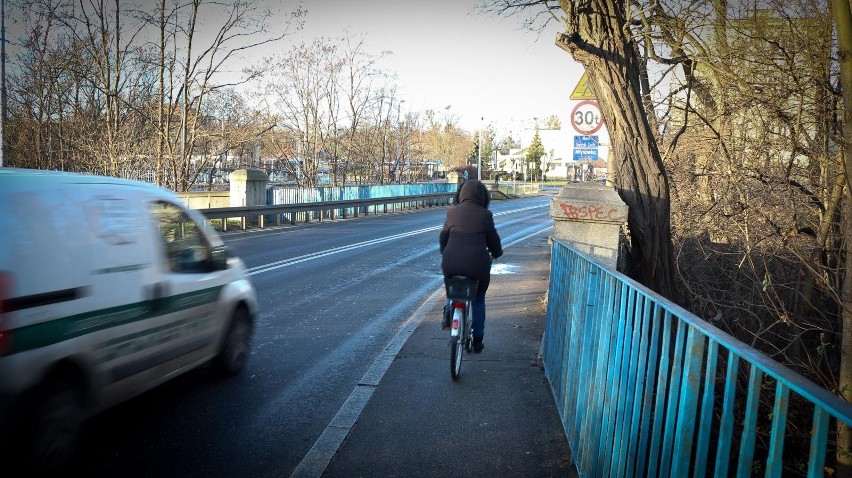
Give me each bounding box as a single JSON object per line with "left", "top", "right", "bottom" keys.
{"left": 215, "top": 306, "right": 252, "bottom": 376}
{"left": 22, "top": 375, "right": 85, "bottom": 472}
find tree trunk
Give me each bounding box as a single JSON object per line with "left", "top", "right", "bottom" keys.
{"left": 832, "top": 0, "right": 852, "bottom": 474}
{"left": 557, "top": 0, "right": 676, "bottom": 298}
{"left": 842, "top": 200, "right": 852, "bottom": 477}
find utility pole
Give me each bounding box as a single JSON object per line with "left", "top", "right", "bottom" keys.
{"left": 477, "top": 117, "right": 482, "bottom": 180}
{"left": 406, "top": 112, "right": 411, "bottom": 182}
{"left": 396, "top": 100, "right": 404, "bottom": 183}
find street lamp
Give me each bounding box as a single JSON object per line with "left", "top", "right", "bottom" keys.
{"left": 443, "top": 105, "right": 451, "bottom": 177}
{"left": 477, "top": 117, "right": 482, "bottom": 181}
{"left": 406, "top": 112, "right": 411, "bottom": 182}
{"left": 395, "top": 100, "right": 404, "bottom": 183}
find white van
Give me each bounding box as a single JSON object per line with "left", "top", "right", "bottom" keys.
{"left": 0, "top": 168, "right": 258, "bottom": 471}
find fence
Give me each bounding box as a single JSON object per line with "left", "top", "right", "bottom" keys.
{"left": 268, "top": 183, "right": 456, "bottom": 222}
{"left": 198, "top": 192, "right": 455, "bottom": 231}
{"left": 542, "top": 239, "right": 852, "bottom": 477}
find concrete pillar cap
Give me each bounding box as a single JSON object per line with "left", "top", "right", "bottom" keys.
{"left": 230, "top": 169, "right": 268, "bottom": 181}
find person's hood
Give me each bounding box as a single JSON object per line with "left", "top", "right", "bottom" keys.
{"left": 458, "top": 179, "right": 488, "bottom": 207}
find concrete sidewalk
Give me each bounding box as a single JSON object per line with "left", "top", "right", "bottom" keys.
{"left": 318, "top": 236, "right": 577, "bottom": 478}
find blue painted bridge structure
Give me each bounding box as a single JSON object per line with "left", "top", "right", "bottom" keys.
{"left": 543, "top": 239, "right": 852, "bottom": 477}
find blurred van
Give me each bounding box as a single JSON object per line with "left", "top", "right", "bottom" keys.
{"left": 0, "top": 168, "right": 258, "bottom": 471}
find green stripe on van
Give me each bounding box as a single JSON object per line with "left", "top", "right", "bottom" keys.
{"left": 94, "top": 264, "right": 147, "bottom": 274}
{"left": 2, "top": 285, "right": 224, "bottom": 357}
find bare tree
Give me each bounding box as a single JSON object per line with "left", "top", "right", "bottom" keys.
{"left": 69, "top": 0, "right": 146, "bottom": 177}
{"left": 6, "top": 0, "right": 70, "bottom": 170}
{"left": 150, "top": 0, "right": 301, "bottom": 192}
{"left": 6, "top": 0, "right": 300, "bottom": 189}
{"left": 263, "top": 38, "right": 338, "bottom": 187}
{"left": 261, "top": 33, "right": 412, "bottom": 187}
{"left": 625, "top": 1, "right": 852, "bottom": 475}
{"left": 198, "top": 87, "right": 272, "bottom": 188}
{"left": 7, "top": 0, "right": 152, "bottom": 175}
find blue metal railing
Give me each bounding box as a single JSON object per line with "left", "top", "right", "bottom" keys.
{"left": 267, "top": 183, "right": 457, "bottom": 222}
{"left": 542, "top": 239, "right": 852, "bottom": 477}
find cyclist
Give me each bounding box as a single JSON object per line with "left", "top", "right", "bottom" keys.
{"left": 439, "top": 179, "right": 503, "bottom": 353}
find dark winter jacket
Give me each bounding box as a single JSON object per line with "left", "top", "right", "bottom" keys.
{"left": 439, "top": 180, "right": 503, "bottom": 293}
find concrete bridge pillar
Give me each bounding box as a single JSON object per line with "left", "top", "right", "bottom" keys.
{"left": 549, "top": 182, "right": 628, "bottom": 271}
{"left": 230, "top": 169, "right": 268, "bottom": 207}
{"left": 229, "top": 169, "right": 268, "bottom": 228}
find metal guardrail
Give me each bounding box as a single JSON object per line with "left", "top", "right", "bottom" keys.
{"left": 543, "top": 239, "right": 852, "bottom": 478}
{"left": 197, "top": 193, "right": 455, "bottom": 231}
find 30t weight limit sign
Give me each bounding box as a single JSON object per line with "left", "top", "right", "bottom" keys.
{"left": 571, "top": 100, "right": 603, "bottom": 135}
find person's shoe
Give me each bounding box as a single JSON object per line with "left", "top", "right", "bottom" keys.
{"left": 473, "top": 337, "right": 484, "bottom": 353}
{"left": 441, "top": 309, "right": 451, "bottom": 330}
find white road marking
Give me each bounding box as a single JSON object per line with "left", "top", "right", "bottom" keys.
{"left": 247, "top": 205, "right": 550, "bottom": 277}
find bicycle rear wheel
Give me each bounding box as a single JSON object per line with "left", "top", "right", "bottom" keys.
{"left": 450, "top": 307, "right": 464, "bottom": 379}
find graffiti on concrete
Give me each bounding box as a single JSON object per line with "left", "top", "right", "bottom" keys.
{"left": 557, "top": 203, "right": 627, "bottom": 223}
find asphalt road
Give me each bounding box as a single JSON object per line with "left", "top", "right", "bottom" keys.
{"left": 65, "top": 193, "right": 555, "bottom": 477}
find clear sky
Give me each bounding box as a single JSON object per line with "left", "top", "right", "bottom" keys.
{"left": 287, "top": 0, "right": 585, "bottom": 135}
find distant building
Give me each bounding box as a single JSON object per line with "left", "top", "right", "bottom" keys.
{"left": 500, "top": 126, "right": 610, "bottom": 181}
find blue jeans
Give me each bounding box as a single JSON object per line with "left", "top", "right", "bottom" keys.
{"left": 445, "top": 289, "right": 487, "bottom": 339}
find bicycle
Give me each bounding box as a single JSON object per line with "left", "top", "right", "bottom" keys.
{"left": 444, "top": 275, "right": 479, "bottom": 380}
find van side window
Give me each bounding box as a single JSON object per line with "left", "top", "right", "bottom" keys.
{"left": 150, "top": 202, "right": 211, "bottom": 273}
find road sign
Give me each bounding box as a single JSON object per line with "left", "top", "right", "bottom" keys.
{"left": 573, "top": 135, "right": 598, "bottom": 149}
{"left": 571, "top": 101, "right": 603, "bottom": 135}
{"left": 572, "top": 148, "right": 598, "bottom": 162}
{"left": 570, "top": 72, "right": 596, "bottom": 100}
